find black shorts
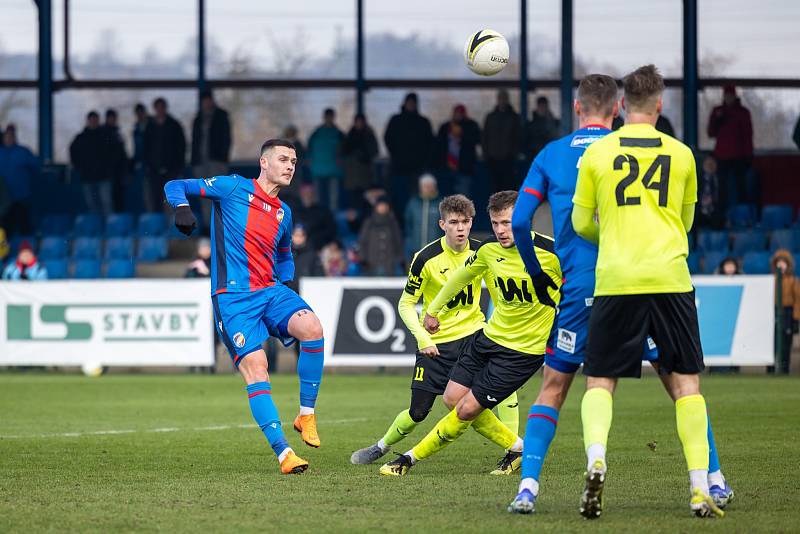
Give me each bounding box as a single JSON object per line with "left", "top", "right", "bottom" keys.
{"left": 584, "top": 291, "right": 704, "bottom": 378}
{"left": 411, "top": 332, "right": 477, "bottom": 394}
{"left": 449, "top": 329, "right": 544, "bottom": 409}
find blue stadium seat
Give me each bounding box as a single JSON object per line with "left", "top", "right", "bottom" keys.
{"left": 702, "top": 251, "right": 727, "bottom": 274}
{"left": 137, "top": 213, "right": 167, "bottom": 236}
{"left": 105, "top": 214, "right": 134, "bottom": 237}
{"left": 727, "top": 203, "right": 756, "bottom": 229}
{"left": 696, "top": 230, "right": 729, "bottom": 253}
{"left": 742, "top": 251, "right": 772, "bottom": 274}
{"left": 72, "top": 237, "right": 102, "bottom": 260}
{"left": 137, "top": 236, "right": 168, "bottom": 262}
{"left": 38, "top": 237, "right": 69, "bottom": 260}
{"left": 73, "top": 214, "right": 104, "bottom": 237}
{"left": 731, "top": 230, "right": 767, "bottom": 256}
{"left": 106, "top": 259, "right": 136, "bottom": 278}
{"left": 73, "top": 259, "right": 102, "bottom": 279}
{"left": 770, "top": 229, "right": 799, "bottom": 253}
{"left": 105, "top": 237, "right": 135, "bottom": 260}
{"left": 687, "top": 232, "right": 696, "bottom": 251}
{"left": 687, "top": 252, "right": 701, "bottom": 274}
{"left": 39, "top": 214, "right": 73, "bottom": 237}
{"left": 760, "top": 204, "right": 794, "bottom": 230}
{"left": 44, "top": 259, "right": 69, "bottom": 279}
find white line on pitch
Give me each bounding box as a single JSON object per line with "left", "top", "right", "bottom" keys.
{"left": 0, "top": 418, "right": 368, "bottom": 440}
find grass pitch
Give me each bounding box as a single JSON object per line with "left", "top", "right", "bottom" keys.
{"left": 1, "top": 372, "right": 798, "bottom": 533}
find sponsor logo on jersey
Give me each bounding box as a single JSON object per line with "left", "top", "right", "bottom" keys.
{"left": 570, "top": 135, "right": 603, "bottom": 148}
{"left": 647, "top": 336, "right": 656, "bottom": 350}
{"left": 204, "top": 178, "right": 217, "bottom": 187}
{"left": 557, "top": 328, "right": 577, "bottom": 354}
{"left": 232, "top": 332, "right": 246, "bottom": 348}
{"left": 585, "top": 297, "right": 594, "bottom": 307}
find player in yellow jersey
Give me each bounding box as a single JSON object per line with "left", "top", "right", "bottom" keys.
{"left": 350, "top": 195, "right": 520, "bottom": 473}
{"left": 380, "top": 191, "right": 561, "bottom": 476}
{"left": 572, "top": 65, "right": 723, "bottom": 519}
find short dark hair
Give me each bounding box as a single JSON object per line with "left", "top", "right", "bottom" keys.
{"left": 105, "top": 108, "right": 117, "bottom": 119}
{"left": 439, "top": 194, "right": 476, "bottom": 220}
{"left": 134, "top": 103, "right": 146, "bottom": 113}
{"left": 260, "top": 138, "right": 297, "bottom": 157}
{"left": 622, "top": 64, "right": 664, "bottom": 112}
{"left": 200, "top": 89, "right": 214, "bottom": 101}
{"left": 324, "top": 108, "right": 335, "bottom": 117}
{"left": 577, "top": 74, "right": 618, "bottom": 118}
{"left": 87, "top": 111, "right": 99, "bottom": 120}
{"left": 404, "top": 92, "right": 418, "bottom": 104}
{"left": 487, "top": 190, "right": 518, "bottom": 214}
{"left": 536, "top": 96, "right": 549, "bottom": 106}
{"left": 153, "top": 97, "right": 167, "bottom": 108}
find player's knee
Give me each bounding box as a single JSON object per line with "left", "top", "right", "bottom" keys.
{"left": 408, "top": 406, "right": 430, "bottom": 423}
{"left": 455, "top": 397, "right": 482, "bottom": 421}
{"left": 293, "top": 312, "right": 323, "bottom": 341}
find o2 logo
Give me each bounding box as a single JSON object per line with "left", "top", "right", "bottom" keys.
{"left": 334, "top": 289, "right": 411, "bottom": 355}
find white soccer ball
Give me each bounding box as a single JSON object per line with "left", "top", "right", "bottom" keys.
{"left": 464, "top": 29, "right": 509, "bottom": 76}
{"left": 81, "top": 361, "right": 104, "bottom": 377}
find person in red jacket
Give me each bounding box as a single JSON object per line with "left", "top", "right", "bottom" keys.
{"left": 707, "top": 84, "right": 753, "bottom": 210}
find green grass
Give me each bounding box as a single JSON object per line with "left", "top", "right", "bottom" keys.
{"left": 1, "top": 373, "right": 799, "bottom": 533}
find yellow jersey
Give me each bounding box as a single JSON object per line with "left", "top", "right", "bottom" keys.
{"left": 428, "top": 232, "right": 561, "bottom": 355}
{"left": 573, "top": 123, "right": 697, "bottom": 296}
{"left": 398, "top": 237, "right": 489, "bottom": 350}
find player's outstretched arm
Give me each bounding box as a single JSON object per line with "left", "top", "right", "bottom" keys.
{"left": 571, "top": 205, "right": 599, "bottom": 245}
{"left": 164, "top": 176, "right": 239, "bottom": 236}
{"left": 512, "top": 156, "right": 548, "bottom": 278}
{"left": 427, "top": 261, "right": 482, "bottom": 323}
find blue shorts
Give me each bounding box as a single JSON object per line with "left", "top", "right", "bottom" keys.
{"left": 211, "top": 284, "right": 311, "bottom": 367}
{"left": 545, "top": 273, "right": 658, "bottom": 374}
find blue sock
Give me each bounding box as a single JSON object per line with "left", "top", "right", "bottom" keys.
{"left": 707, "top": 415, "right": 721, "bottom": 473}
{"left": 521, "top": 405, "right": 560, "bottom": 484}
{"left": 246, "top": 382, "right": 289, "bottom": 457}
{"left": 298, "top": 338, "right": 324, "bottom": 408}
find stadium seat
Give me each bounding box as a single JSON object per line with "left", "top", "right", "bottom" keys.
{"left": 106, "top": 259, "right": 136, "bottom": 278}
{"left": 39, "top": 214, "right": 73, "bottom": 237}
{"left": 38, "top": 237, "right": 69, "bottom": 260}
{"left": 742, "top": 251, "right": 772, "bottom": 274}
{"left": 727, "top": 203, "right": 756, "bottom": 229}
{"left": 73, "top": 259, "right": 102, "bottom": 279}
{"left": 687, "top": 232, "right": 696, "bottom": 251}
{"left": 44, "top": 259, "right": 69, "bottom": 279}
{"left": 696, "top": 230, "right": 729, "bottom": 253}
{"left": 687, "top": 252, "right": 701, "bottom": 274}
{"left": 760, "top": 204, "right": 794, "bottom": 230}
{"left": 137, "top": 213, "right": 167, "bottom": 236}
{"left": 137, "top": 236, "right": 168, "bottom": 262}
{"left": 702, "top": 251, "right": 727, "bottom": 274}
{"left": 105, "top": 214, "right": 134, "bottom": 237}
{"left": 73, "top": 214, "right": 104, "bottom": 237}
{"left": 105, "top": 237, "right": 135, "bottom": 260}
{"left": 72, "top": 237, "right": 102, "bottom": 260}
{"left": 770, "top": 229, "right": 799, "bottom": 253}
{"left": 730, "top": 230, "right": 767, "bottom": 256}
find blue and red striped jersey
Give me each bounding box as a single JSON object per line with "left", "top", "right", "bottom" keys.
{"left": 164, "top": 174, "right": 294, "bottom": 294}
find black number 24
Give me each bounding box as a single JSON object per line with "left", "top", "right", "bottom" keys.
{"left": 614, "top": 154, "right": 671, "bottom": 207}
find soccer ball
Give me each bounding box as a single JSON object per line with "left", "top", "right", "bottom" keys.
{"left": 81, "top": 361, "right": 104, "bottom": 377}
{"left": 464, "top": 29, "right": 509, "bottom": 76}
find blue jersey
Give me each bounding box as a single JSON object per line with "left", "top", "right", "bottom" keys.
{"left": 512, "top": 126, "right": 609, "bottom": 278}
{"left": 165, "top": 174, "right": 294, "bottom": 295}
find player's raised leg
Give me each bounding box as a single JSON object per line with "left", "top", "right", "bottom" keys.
{"left": 286, "top": 308, "right": 325, "bottom": 448}
{"left": 579, "top": 378, "right": 615, "bottom": 519}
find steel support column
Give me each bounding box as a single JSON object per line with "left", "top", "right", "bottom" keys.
{"left": 560, "top": 0, "right": 573, "bottom": 134}
{"left": 683, "top": 0, "right": 699, "bottom": 149}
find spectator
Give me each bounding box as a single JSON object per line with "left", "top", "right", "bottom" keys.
{"left": 793, "top": 114, "right": 800, "bottom": 151}
{"left": 132, "top": 103, "right": 150, "bottom": 201}
{"left": 320, "top": 241, "right": 349, "bottom": 277}
{"left": 656, "top": 114, "right": 676, "bottom": 137}
{"left": 772, "top": 249, "right": 800, "bottom": 374}
{"left": 2, "top": 241, "right": 47, "bottom": 280}
{"left": 345, "top": 243, "right": 363, "bottom": 276}
{"left": 359, "top": 195, "right": 403, "bottom": 276}
{"left": 404, "top": 174, "right": 441, "bottom": 257}
{"left": 384, "top": 93, "right": 434, "bottom": 208}
{"left": 143, "top": 97, "right": 186, "bottom": 212}
{"left": 0, "top": 227, "right": 9, "bottom": 263}
{"left": 101, "top": 109, "right": 129, "bottom": 213}
{"left": 292, "top": 183, "right": 336, "bottom": 251}
{"left": 717, "top": 256, "right": 741, "bottom": 275}
{"left": 0, "top": 124, "right": 38, "bottom": 235}
{"left": 191, "top": 90, "right": 231, "bottom": 230}
{"left": 70, "top": 111, "right": 112, "bottom": 215}
{"left": 434, "top": 104, "right": 480, "bottom": 196}
{"left": 483, "top": 89, "right": 521, "bottom": 193}
{"left": 185, "top": 238, "right": 211, "bottom": 278}
{"left": 285, "top": 225, "right": 324, "bottom": 293}
{"left": 697, "top": 154, "right": 723, "bottom": 229}
{"left": 307, "top": 108, "right": 345, "bottom": 211}
{"left": 281, "top": 124, "right": 306, "bottom": 204}
{"left": 707, "top": 84, "right": 754, "bottom": 208}
{"left": 341, "top": 113, "right": 379, "bottom": 211}
{"left": 523, "top": 96, "right": 559, "bottom": 165}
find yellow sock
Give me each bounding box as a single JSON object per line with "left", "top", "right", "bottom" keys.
{"left": 495, "top": 391, "right": 519, "bottom": 436}
{"left": 675, "top": 394, "right": 709, "bottom": 471}
{"left": 472, "top": 407, "right": 518, "bottom": 450}
{"left": 411, "top": 409, "right": 471, "bottom": 461}
{"left": 581, "top": 387, "right": 613, "bottom": 453}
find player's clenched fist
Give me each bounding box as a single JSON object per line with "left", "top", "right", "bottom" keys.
{"left": 419, "top": 345, "right": 440, "bottom": 357}
{"left": 423, "top": 313, "right": 440, "bottom": 334}
{"left": 174, "top": 205, "right": 197, "bottom": 236}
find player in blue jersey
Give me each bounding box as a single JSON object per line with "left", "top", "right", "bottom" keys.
{"left": 164, "top": 139, "right": 325, "bottom": 475}
{"left": 506, "top": 75, "right": 733, "bottom": 513}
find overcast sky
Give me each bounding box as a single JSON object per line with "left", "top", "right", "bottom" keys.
{"left": 2, "top": 0, "right": 799, "bottom": 78}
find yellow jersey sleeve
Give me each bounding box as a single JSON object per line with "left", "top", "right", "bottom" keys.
{"left": 398, "top": 257, "right": 434, "bottom": 350}
{"left": 683, "top": 154, "right": 698, "bottom": 205}
{"left": 573, "top": 151, "right": 598, "bottom": 209}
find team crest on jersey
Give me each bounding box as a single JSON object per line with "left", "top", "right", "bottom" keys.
{"left": 248, "top": 194, "right": 255, "bottom": 202}
{"left": 232, "top": 332, "right": 246, "bottom": 348}
{"left": 276, "top": 208, "right": 285, "bottom": 222}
